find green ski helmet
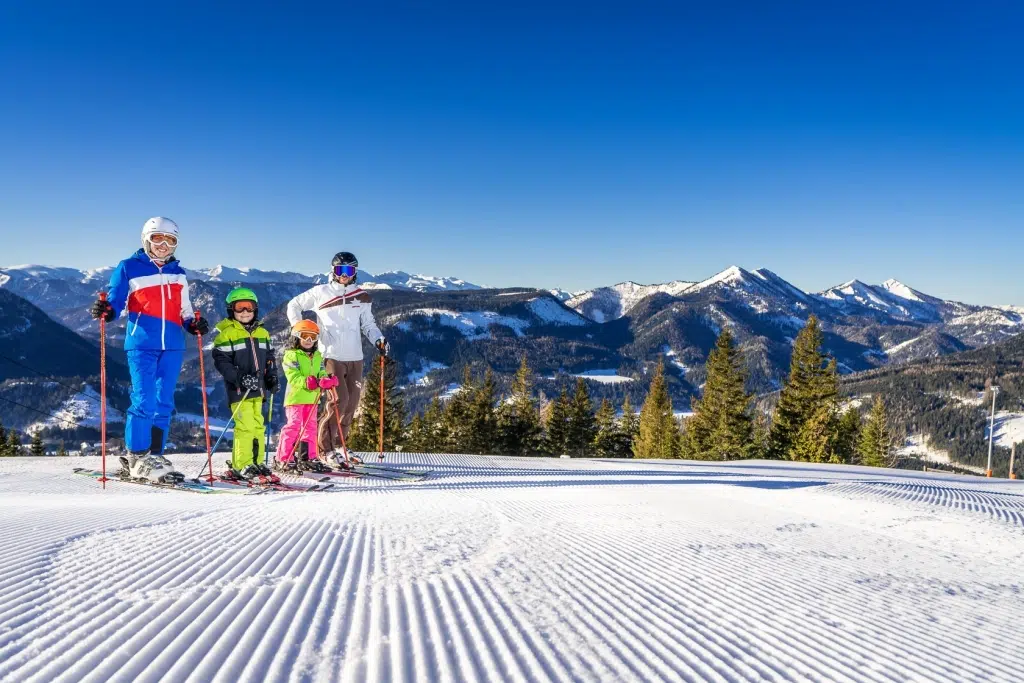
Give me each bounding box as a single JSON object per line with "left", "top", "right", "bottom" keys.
{"left": 225, "top": 287, "right": 259, "bottom": 317}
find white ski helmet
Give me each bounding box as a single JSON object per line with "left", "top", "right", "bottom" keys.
{"left": 141, "top": 216, "right": 179, "bottom": 257}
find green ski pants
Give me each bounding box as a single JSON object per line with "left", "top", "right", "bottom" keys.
{"left": 230, "top": 397, "right": 264, "bottom": 471}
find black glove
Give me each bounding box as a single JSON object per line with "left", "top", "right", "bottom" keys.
{"left": 376, "top": 337, "right": 390, "bottom": 357}
{"left": 239, "top": 374, "right": 260, "bottom": 392}
{"left": 186, "top": 317, "right": 210, "bottom": 336}
{"left": 264, "top": 374, "right": 279, "bottom": 392}
{"left": 89, "top": 298, "right": 115, "bottom": 322}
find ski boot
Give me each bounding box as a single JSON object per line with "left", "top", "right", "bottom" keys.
{"left": 239, "top": 463, "right": 280, "bottom": 486}
{"left": 325, "top": 449, "right": 354, "bottom": 470}
{"left": 273, "top": 458, "right": 300, "bottom": 474}
{"left": 120, "top": 451, "right": 185, "bottom": 484}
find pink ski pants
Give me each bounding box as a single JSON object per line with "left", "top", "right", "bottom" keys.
{"left": 277, "top": 404, "right": 319, "bottom": 462}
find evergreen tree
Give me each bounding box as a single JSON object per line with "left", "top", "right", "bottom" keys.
{"left": 681, "top": 329, "right": 754, "bottom": 460}
{"left": 405, "top": 413, "right": 429, "bottom": 452}
{"left": 349, "top": 357, "right": 406, "bottom": 453}
{"left": 545, "top": 389, "right": 571, "bottom": 455}
{"left": 858, "top": 397, "right": 893, "bottom": 467}
{"left": 768, "top": 316, "right": 839, "bottom": 460}
{"left": 468, "top": 369, "right": 499, "bottom": 454}
{"left": 57, "top": 440, "right": 69, "bottom": 457}
{"left": 422, "top": 397, "right": 449, "bottom": 452}
{"left": 497, "top": 357, "right": 543, "bottom": 456}
{"left": 634, "top": 363, "right": 678, "bottom": 458}
{"left": 618, "top": 395, "right": 640, "bottom": 457}
{"left": 791, "top": 402, "right": 838, "bottom": 463}
{"left": 8, "top": 430, "right": 22, "bottom": 456}
{"left": 592, "top": 399, "right": 619, "bottom": 458}
{"left": 0, "top": 421, "right": 8, "bottom": 457}
{"left": 30, "top": 431, "right": 45, "bottom": 457}
{"left": 835, "top": 406, "right": 862, "bottom": 464}
{"left": 443, "top": 367, "right": 476, "bottom": 452}
{"left": 751, "top": 410, "right": 770, "bottom": 459}
{"left": 565, "top": 378, "right": 597, "bottom": 457}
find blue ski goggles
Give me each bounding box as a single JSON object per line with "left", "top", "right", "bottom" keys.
{"left": 333, "top": 265, "right": 357, "bottom": 278}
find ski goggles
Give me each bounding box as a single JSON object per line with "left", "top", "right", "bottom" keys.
{"left": 147, "top": 233, "right": 178, "bottom": 247}
{"left": 297, "top": 332, "right": 319, "bottom": 342}
{"left": 231, "top": 302, "right": 256, "bottom": 313}
{"left": 333, "top": 264, "right": 357, "bottom": 278}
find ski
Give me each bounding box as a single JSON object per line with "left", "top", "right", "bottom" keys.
{"left": 349, "top": 463, "right": 429, "bottom": 481}
{"left": 211, "top": 473, "right": 334, "bottom": 493}
{"left": 353, "top": 463, "right": 431, "bottom": 478}
{"left": 74, "top": 468, "right": 244, "bottom": 494}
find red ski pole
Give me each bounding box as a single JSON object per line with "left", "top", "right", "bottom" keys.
{"left": 195, "top": 311, "right": 214, "bottom": 483}
{"left": 378, "top": 355, "right": 385, "bottom": 461}
{"left": 98, "top": 292, "right": 108, "bottom": 489}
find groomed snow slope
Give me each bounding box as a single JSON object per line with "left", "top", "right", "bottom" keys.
{"left": 1, "top": 455, "right": 1023, "bottom": 682}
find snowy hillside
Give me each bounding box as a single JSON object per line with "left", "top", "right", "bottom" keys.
{"left": 1, "top": 454, "right": 1022, "bottom": 682}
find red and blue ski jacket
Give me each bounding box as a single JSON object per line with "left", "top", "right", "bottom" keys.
{"left": 107, "top": 249, "right": 196, "bottom": 351}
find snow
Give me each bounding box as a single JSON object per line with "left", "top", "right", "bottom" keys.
{"left": 663, "top": 345, "right": 688, "bottom": 374}
{"left": 881, "top": 278, "right": 924, "bottom": 302}
{"left": 2, "top": 454, "right": 1022, "bottom": 682}
{"left": 572, "top": 369, "right": 635, "bottom": 384}
{"left": 406, "top": 360, "right": 448, "bottom": 386}
{"left": 884, "top": 335, "right": 922, "bottom": 355}
{"left": 566, "top": 279, "right": 696, "bottom": 321}
{"left": 386, "top": 308, "right": 530, "bottom": 339}
{"left": 897, "top": 434, "right": 987, "bottom": 475}
{"left": 526, "top": 297, "right": 588, "bottom": 326}
{"left": 985, "top": 411, "right": 1024, "bottom": 449}
{"left": 26, "top": 385, "right": 124, "bottom": 433}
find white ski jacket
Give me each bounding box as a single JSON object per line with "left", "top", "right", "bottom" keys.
{"left": 286, "top": 282, "right": 384, "bottom": 362}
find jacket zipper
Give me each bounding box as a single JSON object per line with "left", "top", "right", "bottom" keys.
{"left": 158, "top": 263, "right": 166, "bottom": 350}
{"left": 247, "top": 329, "right": 263, "bottom": 398}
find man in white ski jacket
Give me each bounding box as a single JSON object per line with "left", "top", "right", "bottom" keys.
{"left": 286, "top": 252, "right": 388, "bottom": 462}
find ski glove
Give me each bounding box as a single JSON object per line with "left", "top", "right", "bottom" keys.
{"left": 89, "top": 298, "right": 115, "bottom": 322}
{"left": 239, "top": 374, "right": 261, "bottom": 392}
{"left": 319, "top": 375, "right": 339, "bottom": 390}
{"left": 305, "top": 376, "right": 319, "bottom": 391}
{"left": 186, "top": 317, "right": 210, "bottom": 336}
{"left": 264, "top": 374, "right": 279, "bottom": 392}
{"left": 376, "top": 337, "right": 390, "bottom": 357}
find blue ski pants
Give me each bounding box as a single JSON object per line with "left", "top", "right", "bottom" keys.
{"left": 126, "top": 349, "right": 184, "bottom": 454}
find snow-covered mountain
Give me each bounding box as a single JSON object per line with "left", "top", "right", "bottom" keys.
{"left": 566, "top": 280, "right": 696, "bottom": 323}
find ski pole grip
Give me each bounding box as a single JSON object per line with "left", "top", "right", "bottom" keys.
{"left": 99, "top": 291, "right": 107, "bottom": 301}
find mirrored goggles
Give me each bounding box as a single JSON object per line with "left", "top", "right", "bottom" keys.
{"left": 333, "top": 265, "right": 357, "bottom": 278}
{"left": 148, "top": 233, "right": 178, "bottom": 247}
{"left": 298, "top": 332, "right": 319, "bottom": 342}
{"left": 232, "top": 303, "right": 256, "bottom": 313}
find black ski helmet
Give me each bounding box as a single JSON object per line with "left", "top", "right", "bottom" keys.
{"left": 332, "top": 252, "right": 358, "bottom": 268}
{"left": 331, "top": 252, "right": 358, "bottom": 282}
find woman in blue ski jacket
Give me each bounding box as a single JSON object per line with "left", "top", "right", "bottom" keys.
{"left": 88, "top": 217, "right": 209, "bottom": 482}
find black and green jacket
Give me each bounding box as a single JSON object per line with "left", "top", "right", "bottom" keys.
{"left": 211, "top": 318, "right": 277, "bottom": 400}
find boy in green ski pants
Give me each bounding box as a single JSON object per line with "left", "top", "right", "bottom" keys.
{"left": 211, "top": 287, "right": 280, "bottom": 480}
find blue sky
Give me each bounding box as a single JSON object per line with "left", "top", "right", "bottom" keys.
{"left": 1, "top": 2, "right": 1022, "bottom": 304}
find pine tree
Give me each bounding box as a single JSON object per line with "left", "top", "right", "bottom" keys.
{"left": 858, "top": 397, "right": 892, "bottom": 467}
{"left": 0, "top": 420, "right": 8, "bottom": 457}
{"left": 751, "top": 410, "right": 770, "bottom": 459}
{"left": 468, "top": 369, "right": 499, "bottom": 454}
{"left": 768, "top": 316, "right": 840, "bottom": 460}
{"left": 545, "top": 389, "right": 571, "bottom": 455}
{"left": 634, "top": 363, "right": 678, "bottom": 458}
{"left": 835, "top": 406, "right": 862, "bottom": 464}
{"left": 349, "top": 357, "right": 406, "bottom": 453}
{"left": 592, "top": 399, "right": 619, "bottom": 458}
{"left": 405, "top": 413, "right": 429, "bottom": 452}
{"left": 565, "top": 378, "right": 597, "bottom": 457}
{"left": 791, "top": 402, "right": 838, "bottom": 463}
{"left": 8, "top": 430, "right": 22, "bottom": 456}
{"left": 57, "top": 440, "right": 69, "bottom": 457}
{"left": 497, "top": 357, "right": 543, "bottom": 456}
{"left": 619, "top": 395, "right": 640, "bottom": 457}
{"left": 443, "top": 367, "right": 476, "bottom": 452}
{"left": 30, "top": 431, "right": 45, "bottom": 457}
{"left": 422, "top": 397, "right": 449, "bottom": 452}
{"left": 681, "top": 329, "right": 754, "bottom": 460}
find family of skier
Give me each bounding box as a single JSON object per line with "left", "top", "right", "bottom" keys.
{"left": 88, "top": 217, "right": 389, "bottom": 485}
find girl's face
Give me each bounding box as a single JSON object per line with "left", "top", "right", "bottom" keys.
{"left": 299, "top": 334, "right": 317, "bottom": 350}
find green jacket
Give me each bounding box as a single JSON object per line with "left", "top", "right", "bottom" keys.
{"left": 281, "top": 347, "right": 327, "bottom": 406}
{"left": 211, "top": 318, "right": 276, "bottom": 400}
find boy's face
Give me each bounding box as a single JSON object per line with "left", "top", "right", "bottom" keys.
{"left": 232, "top": 301, "right": 256, "bottom": 324}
